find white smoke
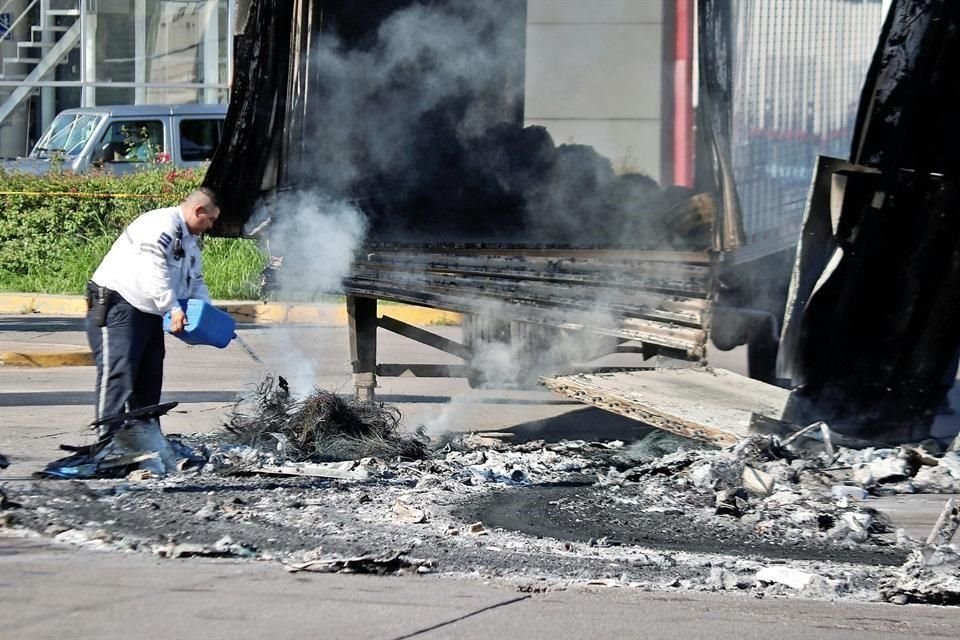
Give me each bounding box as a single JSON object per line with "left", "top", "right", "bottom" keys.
{"left": 298, "top": 0, "right": 524, "bottom": 192}
{"left": 248, "top": 191, "right": 367, "bottom": 297}
{"left": 245, "top": 191, "right": 367, "bottom": 391}
{"left": 420, "top": 396, "right": 478, "bottom": 437}
{"left": 420, "top": 300, "right": 622, "bottom": 436}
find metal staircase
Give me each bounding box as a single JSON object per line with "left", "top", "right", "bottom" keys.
{"left": 0, "top": 0, "right": 80, "bottom": 127}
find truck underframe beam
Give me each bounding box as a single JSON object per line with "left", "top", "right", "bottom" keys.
{"left": 347, "top": 296, "right": 378, "bottom": 402}
{"left": 348, "top": 300, "right": 478, "bottom": 400}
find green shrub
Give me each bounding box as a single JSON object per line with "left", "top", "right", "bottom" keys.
{"left": 0, "top": 167, "right": 266, "bottom": 299}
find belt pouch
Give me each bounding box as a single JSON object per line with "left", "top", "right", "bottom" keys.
{"left": 92, "top": 286, "right": 110, "bottom": 327}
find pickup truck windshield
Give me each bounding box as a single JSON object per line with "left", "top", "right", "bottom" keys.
{"left": 30, "top": 114, "right": 103, "bottom": 158}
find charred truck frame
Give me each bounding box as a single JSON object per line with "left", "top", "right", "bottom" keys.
{"left": 202, "top": 1, "right": 959, "bottom": 443}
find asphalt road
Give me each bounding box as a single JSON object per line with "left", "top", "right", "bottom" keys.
{"left": 2, "top": 314, "right": 959, "bottom": 638}
{"left": 0, "top": 315, "right": 685, "bottom": 472}
{"left": 3, "top": 535, "right": 959, "bottom": 640}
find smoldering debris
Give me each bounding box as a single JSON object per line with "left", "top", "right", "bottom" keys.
{"left": 836, "top": 448, "right": 960, "bottom": 494}
{"left": 247, "top": 192, "right": 368, "bottom": 302}
{"left": 356, "top": 120, "right": 705, "bottom": 248}
{"left": 280, "top": 0, "right": 706, "bottom": 249}
{"left": 223, "top": 375, "right": 429, "bottom": 463}
{"left": 518, "top": 435, "right": 908, "bottom": 564}
{"left": 6, "top": 419, "right": 960, "bottom": 606}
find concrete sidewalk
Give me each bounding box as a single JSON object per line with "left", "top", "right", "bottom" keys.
{"left": 0, "top": 294, "right": 461, "bottom": 367}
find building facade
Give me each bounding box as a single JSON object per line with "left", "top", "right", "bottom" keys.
{"left": 0, "top": 0, "right": 231, "bottom": 157}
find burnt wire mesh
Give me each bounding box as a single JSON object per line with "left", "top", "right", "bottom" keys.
{"left": 224, "top": 375, "right": 429, "bottom": 462}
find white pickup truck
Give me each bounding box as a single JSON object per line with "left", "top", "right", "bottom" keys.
{"left": 2, "top": 103, "right": 226, "bottom": 174}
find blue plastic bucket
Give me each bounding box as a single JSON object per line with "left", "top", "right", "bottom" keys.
{"left": 163, "top": 299, "right": 236, "bottom": 348}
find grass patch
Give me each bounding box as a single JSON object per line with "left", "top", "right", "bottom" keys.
{"left": 201, "top": 237, "right": 267, "bottom": 300}
{"left": 0, "top": 236, "right": 267, "bottom": 300}
{"left": 0, "top": 235, "right": 114, "bottom": 295}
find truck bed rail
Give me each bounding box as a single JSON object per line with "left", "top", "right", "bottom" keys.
{"left": 343, "top": 245, "right": 714, "bottom": 360}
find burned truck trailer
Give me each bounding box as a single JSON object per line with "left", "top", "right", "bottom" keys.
{"left": 776, "top": 0, "right": 960, "bottom": 441}
{"left": 205, "top": 1, "right": 884, "bottom": 398}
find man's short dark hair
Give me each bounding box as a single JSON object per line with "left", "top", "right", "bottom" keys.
{"left": 194, "top": 186, "right": 222, "bottom": 211}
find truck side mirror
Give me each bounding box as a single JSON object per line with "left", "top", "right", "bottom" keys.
{"left": 91, "top": 144, "right": 110, "bottom": 167}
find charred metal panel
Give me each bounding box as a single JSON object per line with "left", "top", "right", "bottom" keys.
{"left": 204, "top": 0, "right": 296, "bottom": 236}
{"left": 851, "top": 0, "right": 960, "bottom": 174}
{"left": 696, "top": 0, "right": 744, "bottom": 254}
{"left": 782, "top": 169, "right": 960, "bottom": 440}
{"left": 777, "top": 156, "right": 873, "bottom": 381}
{"left": 779, "top": 0, "right": 960, "bottom": 441}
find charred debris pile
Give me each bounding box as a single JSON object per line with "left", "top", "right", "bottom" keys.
{"left": 38, "top": 374, "right": 960, "bottom": 545}
{"left": 170, "top": 418, "right": 960, "bottom": 607}
{"left": 4, "top": 403, "right": 960, "bottom": 605}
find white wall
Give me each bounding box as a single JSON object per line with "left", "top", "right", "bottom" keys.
{"left": 524, "top": 0, "right": 666, "bottom": 181}
{"left": 882, "top": 0, "right": 893, "bottom": 23}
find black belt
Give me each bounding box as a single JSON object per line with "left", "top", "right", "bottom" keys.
{"left": 85, "top": 281, "right": 124, "bottom": 307}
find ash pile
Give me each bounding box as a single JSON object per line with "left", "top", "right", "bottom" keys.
{"left": 3, "top": 379, "right": 959, "bottom": 606}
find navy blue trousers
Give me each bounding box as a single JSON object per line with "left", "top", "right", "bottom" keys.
{"left": 85, "top": 296, "right": 165, "bottom": 427}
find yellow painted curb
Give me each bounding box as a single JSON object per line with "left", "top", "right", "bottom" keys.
{"left": 0, "top": 350, "right": 94, "bottom": 367}
{"left": 220, "top": 302, "right": 343, "bottom": 325}
{"left": 0, "top": 293, "right": 463, "bottom": 326}
{"left": 0, "top": 293, "right": 88, "bottom": 316}
{"left": 380, "top": 305, "right": 461, "bottom": 327}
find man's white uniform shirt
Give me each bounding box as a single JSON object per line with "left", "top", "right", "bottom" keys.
{"left": 92, "top": 206, "right": 210, "bottom": 315}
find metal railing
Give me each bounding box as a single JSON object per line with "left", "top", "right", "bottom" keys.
{"left": 0, "top": 0, "right": 41, "bottom": 45}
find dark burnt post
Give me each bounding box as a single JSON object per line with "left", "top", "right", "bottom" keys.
{"left": 347, "top": 296, "right": 378, "bottom": 402}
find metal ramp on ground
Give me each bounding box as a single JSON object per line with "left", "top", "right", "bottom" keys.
{"left": 542, "top": 367, "right": 790, "bottom": 446}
